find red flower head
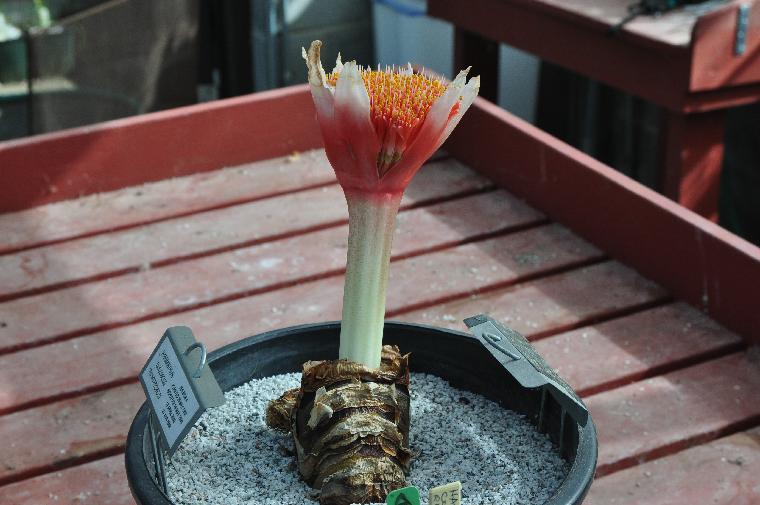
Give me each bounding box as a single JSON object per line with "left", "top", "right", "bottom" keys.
{"left": 303, "top": 40, "right": 480, "bottom": 199}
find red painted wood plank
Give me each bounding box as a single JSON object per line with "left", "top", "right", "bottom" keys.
{"left": 0, "top": 149, "right": 447, "bottom": 256}
{"left": 524, "top": 0, "right": 700, "bottom": 47}
{"left": 0, "top": 384, "right": 140, "bottom": 485}
{"left": 429, "top": 0, "right": 692, "bottom": 110}
{"left": 0, "top": 226, "right": 604, "bottom": 413}
{"left": 683, "top": 82, "right": 760, "bottom": 114}
{"left": 0, "top": 85, "right": 322, "bottom": 213}
{"left": 534, "top": 302, "right": 743, "bottom": 396}
{"left": 0, "top": 190, "right": 544, "bottom": 352}
{"left": 446, "top": 97, "right": 760, "bottom": 343}
{"left": 661, "top": 110, "right": 725, "bottom": 220}
{"left": 397, "top": 261, "right": 668, "bottom": 336}
{"left": 691, "top": 0, "right": 760, "bottom": 92}
{"left": 586, "top": 428, "right": 760, "bottom": 505}
{"left": 0, "top": 354, "right": 760, "bottom": 503}
{"left": 0, "top": 454, "right": 131, "bottom": 505}
{"left": 589, "top": 351, "right": 760, "bottom": 476}
{"left": 0, "top": 158, "right": 490, "bottom": 301}
{"left": 435, "top": 0, "right": 760, "bottom": 111}
{"left": 0, "top": 149, "right": 335, "bottom": 255}
{"left": 0, "top": 301, "right": 741, "bottom": 486}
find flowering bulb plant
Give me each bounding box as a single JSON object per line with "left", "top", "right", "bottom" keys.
{"left": 266, "top": 41, "right": 479, "bottom": 505}
{"left": 304, "top": 40, "right": 479, "bottom": 369}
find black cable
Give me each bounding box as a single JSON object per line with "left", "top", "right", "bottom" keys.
{"left": 609, "top": 0, "right": 706, "bottom": 34}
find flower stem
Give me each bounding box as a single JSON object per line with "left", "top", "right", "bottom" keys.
{"left": 339, "top": 191, "right": 403, "bottom": 369}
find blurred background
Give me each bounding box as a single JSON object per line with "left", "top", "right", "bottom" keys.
{"left": 0, "top": 0, "right": 757, "bottom": 244}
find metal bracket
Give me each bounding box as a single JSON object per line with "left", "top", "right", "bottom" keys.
{"left": 736, "top": 3, "right": 751, "bottom": 56}
{"left": 464, "top": 314, "right": 588, "bottom": 426}
{"left": 184, "top": 342, "right": 208, "bottom": 379}
{"left": 148, "top": 412, "right": 168, "bottom": 494}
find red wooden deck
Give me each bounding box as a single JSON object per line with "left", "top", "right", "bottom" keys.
{"left": 1, "top": 86, "right": 759, "bottom": 504}
{"left": 430, "top": 0, "right": 760, "bottom": 220}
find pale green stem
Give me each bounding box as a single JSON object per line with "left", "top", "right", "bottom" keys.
{"left": 339, "top": 191, "right": 403, "bottom": 369}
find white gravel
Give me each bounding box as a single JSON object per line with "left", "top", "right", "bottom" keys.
{"left": 166, "top": 373, "right": 568, "bottom": 505}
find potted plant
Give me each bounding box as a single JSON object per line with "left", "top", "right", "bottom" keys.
{"left": 125, "top": 40, "right": 597, "bottom": 505}
{"left": 262, "top": 40, "right": 479, "bottom": 504}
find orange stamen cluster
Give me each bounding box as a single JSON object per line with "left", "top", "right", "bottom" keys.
{"left": 328, "top": 67, "right": 448, "bottom": 174}
{"left": 329, "top": 68, "right": 446, "bottom": 130}
{"left": 366, "top": 70, "right": 445, "bottom": 129}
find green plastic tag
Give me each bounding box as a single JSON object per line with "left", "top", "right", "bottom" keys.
{"left": 386, "top": 486, "right": 420, "bottom": 505}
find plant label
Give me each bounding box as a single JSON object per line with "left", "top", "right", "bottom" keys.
{"left": 386, "top": 486, "right": 420, "bottom": 505}
{"left": 429, "top": 481, "right": 461, "bottom": 505}
{"left": 139, "top": 326, "right": 224, "bottom": 456}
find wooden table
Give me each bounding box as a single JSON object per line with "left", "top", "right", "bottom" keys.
{"left": 429, "top": 0, "right": 760, "bottom": 220}
{"left": 0, "top": 86, "right": 759, "bottom": 504}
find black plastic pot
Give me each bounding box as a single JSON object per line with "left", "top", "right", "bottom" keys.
{"left": 126, "top": 321, "right": 597, "bottom": 505}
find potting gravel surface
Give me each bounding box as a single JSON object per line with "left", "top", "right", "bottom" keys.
{"left": 166, "top": 373, "right": 568, "bottom": 505}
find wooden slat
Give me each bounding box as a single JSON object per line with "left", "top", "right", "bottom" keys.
{"left": 0, "top": 384, "right": 141, "bottom": 485}
{"left": 586, "top": 428, "right": 760, "bottom": 505}
{"left": 429, "top": 0, "right": 692, "bottom": 110}
{"left": 691, "top": 0, "right": 760, "bottom": 92}
{"left": 396, "top": 261, "right": 668, "bottom": 336}
{"left": 0, "top": 158, "right": 490, "bottom": 301}
{"left": 433, "top": 0, "right": 760, "bottom": 111}
{"left": 0, "top": 455, "right": 131, "bottom": 505}
{"left": 0, "top": 223, "right": 602, "bottom": 414}
{"left": 0, "top": 301, "right": 741, "bottom": 486}
{"left": 0, "top": 85, "right": 322, "bottom": 213}
{"left": 445, "top": 97, "right": 760, "bottom": 343}
{"left": 0, "top": 149, "right": 334, "bottom": 255}
{"left": 589, "top": 351, "right": 760, "bottom": 476}
{"left": 3, "top": 355, "right": 758, "bottom": 503}
{"left": 683, "top": 81, "right": 760, "bottom": 114}
{"left": 534, "top": 302, "right": 743, "bottom": 396}
{"left": 660, "top": 109, "right": 725, "bottom": 220}
{"left": 0, "top": 149, "right": 446, "bottom": 255}
{"left": 530, "top": 0, "right": 706, "bottom": 47}
{"left": 0, "top": 190, "right": 544, "bottom": 352}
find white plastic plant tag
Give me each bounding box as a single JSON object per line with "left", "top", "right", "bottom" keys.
{"left": 429, "top": 481, "right": 461, "bottom": 505}
{"left": 139, "top": 326, "right": 224, "bottom": 456}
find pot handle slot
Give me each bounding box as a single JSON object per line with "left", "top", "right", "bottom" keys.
{"left": 463, "top": 314, "right": 589, "bottom": 427}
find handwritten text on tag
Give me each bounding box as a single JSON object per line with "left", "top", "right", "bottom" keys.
{"left": 429, "top": 481, "right": 461, "bottom": 505}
